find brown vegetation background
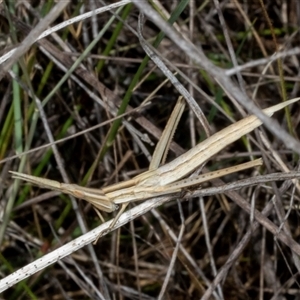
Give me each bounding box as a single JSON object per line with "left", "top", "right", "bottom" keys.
{"left": 1, "top": 1, "right": 300, "bottom": 299}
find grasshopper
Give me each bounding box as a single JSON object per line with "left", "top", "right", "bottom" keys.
{"left": 10, "top": 97, "right": 300, "bottom": 238}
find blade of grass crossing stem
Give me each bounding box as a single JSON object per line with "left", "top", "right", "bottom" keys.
{"left": 95, "top": 3, "right": 133, "bottom": 74}
{"left": 0, "top": 253, "right": 36, "bottom": 299}
{"left": 39, "top": 6, "right": 123, "bottom": 109}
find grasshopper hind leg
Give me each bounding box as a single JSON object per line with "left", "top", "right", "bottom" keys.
{"left": 94, "top": 203, "right": 129, "bottom": 244}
